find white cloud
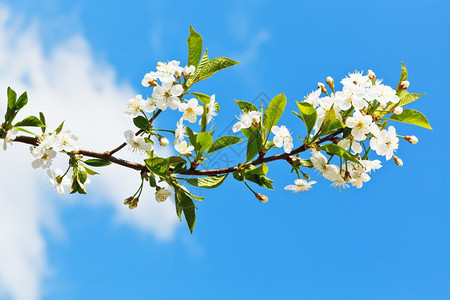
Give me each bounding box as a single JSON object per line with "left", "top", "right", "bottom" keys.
{"left": 0, "top": 5, "right": 179, "bottom": 300}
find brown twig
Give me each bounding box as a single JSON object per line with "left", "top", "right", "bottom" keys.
{"left": 12, "top": 128, "right": 344, "bottom": 177}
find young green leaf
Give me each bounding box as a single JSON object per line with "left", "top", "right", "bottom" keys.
{"left": 295, "top": 101, "right": 318, "bottom": 135}
{"left": 397, "top": 62, "right": 408, "bottom": 90}
{"left": 83, "top": 158, "right": 112, "bottom": 167}
{"left": 320, "top": 143, "right": 360, "bottom": 164}
{"left": 207, "top": 135, "right": 243, "bottom": 154}
{"left": 54, "top": 121, "right": 65, "bottom": 134}
{"left": 187, "top": 26, "right": 203, "bottom": 68}
{"left": 39, "top": 112, "right": 46, "bottom": 133}
{"left": 190, "top": 92, "right": 210, "bottom": 105}
{"left": 319, "top": 107, "right": 344, "bottom": 136}
{"left": 7, "top": 87, "right": 17, "bottom": 111}
{"left": 398, "top": 93, "right": 425, "bottom": 107}
{"left": 185, "top": 174, "right": 228, "bottom": 189}
{"left": 185, "top": 126, "right": 199, "bottom": 151}
{"left": 246, "top": 128, "right": 262, "bottom": 162}
{"left": 263, "top": 93, "right": 287, "bottom": 134}
{"left": 196, "top": 132, "right": 213, "bottom": 153}
{"left": 175, "top": 191, "right": 197, "bottom": 234}
{"left": 385, "top": 109, "right": 432, "bottom": 129}
{"left": 14, "top": 116, "right": 44, "bottom": 127}
{"left": 15, "top": 92, "right": 28, "bottom": 110}
{"left": 187, "top": 49, "right": 209, "bottom": 87}
{"left": 235, "top": 100, "right": 258, "bottom": 113}
{"left": 133, "top": 116, "right": 149, "bottom": 130}
{"left": 190, "top": 57, "right": 239, "bottom": 84}
{"left": 145, "top": 157, "right": 169, "bottom": 177}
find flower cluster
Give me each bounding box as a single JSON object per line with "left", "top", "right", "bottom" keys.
{"left": 284, "top": 70, "right": 419, "bottom": 193}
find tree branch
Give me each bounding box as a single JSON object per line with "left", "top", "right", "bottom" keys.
{"left": 12, "top": 128, "right": 344, "bottom": 177}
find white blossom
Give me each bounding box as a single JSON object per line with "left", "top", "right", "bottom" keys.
{"left": 345, "top": 110, "right": 373, "bottom": 141}
{"left": 124, "top": 130, "right": 154, "bottom": 154}
{"left": 367, "top": 84, "right": 399, "bottom": 107}
{"left": 174, "top": 117, "right": 186, "bottom": 142}
{"left": 179, "top": 98, "right": 203, "bottom": 123}
{"left": 124, "top": 94, "right": 147, "bottom": 117}
{"left": 341, "top": 71, "right": 371, "bottom": 89}
{"left": 271, "top": 125, "right": 293, "bottom": 153}
{"left": 47, "top": 168, "right": 72, "bottom": 195}
{"left": 303, "top": 89, "right": 322, "bottom": 107}
{"left": 350, "top": 169, "right": 371, "bottom": 189}
{"left": 143, "top": 97, "right": 158, "bottom": 113}
{"left": 141, "top": 71, "right": 159, "bottom": 87}
{"left": 338, "top": 138, "right": 362, "bottom": 154}
{"left": 205, "top": 94, "right": 218, "bottom": 124}
{"left": 232, "top": 111, "right": 262, "bottom": 132}
{"left": 31, "top": 148, "right": 57, "bottom": 169}
{"left": 284, "top": 179, "right": 317, "bottom": 193}
{"left": 3, "top": 128, "right": 18, "bottom": 151}
{"left": 175, "top": 140, "right": 194, "bottom": 155}
{"left": 155, "top": 188, "right": 172, "bottom": 202}
{"left": 152, "top": 81, "right": 183, "bottom": 110}
{"left": 50, "top": 130, "right": 78, "bottom": 152}
{"left": 156, "top": 60, "right": 180, "bottom": 83}
{"left": 370, "top": 126, "right": 399, "bottom": 160}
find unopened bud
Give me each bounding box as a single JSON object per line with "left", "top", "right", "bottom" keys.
{"left": 379, "top": 102, "right": 387, "bottom": 109}
{"left": 159, "top": 137, "right": 169, "bottom": 147}
{"left": 318, "top": 82, "right": 327, "bottom": 94}
{"left": 405, "top": 135, "right": 418, "bottom": 144}
{"left": 182, "top": 65, "right": 195, "bottom": 78}
{"left": 393, "top": 156, "right": 403, "bottom": 166}
{"left": 124, "top": 197, "right": 134, "bottom": 205}
{"left": 400, "top": 80, "right": 410, "bottom": 89}
{"left": 367, "top": 70, "right": 376, "bottom": 82}
{"left": 256, "top": 193, "right": 268, "bottom": 203}
{"left": 393, "top": 106, "right": 403, "bottom": 115}
{"left": 303, "top": 174, "right": 311, "bottom": 180}
{"left": 326, "top": 76, "right": 334, "bottom": 90}
{"left": 174, "top": 69, "right": 182, "bottom": 80}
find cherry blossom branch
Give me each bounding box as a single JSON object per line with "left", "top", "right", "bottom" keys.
{"left": 13, "top": 128, "right": 344, "bottom": 176}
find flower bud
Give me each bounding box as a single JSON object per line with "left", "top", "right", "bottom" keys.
{"left": 159, "top": 137, "right": 169, "bottom": 147}
{"left": 182, "top": 65, "right": 195, "bottom": 78}
{"left": 393, "top": 106, "right": 403, "bottom": 115}
{"left": 326, "top": 76, "right": 334, "bottom": 90}
{"left": 174, "top": 69, "right": 182, "bottom": 80}
{"left": 123, "top": 197, "right": 134, "bottom": 205}
{"left": 367, "top": 70, "right": 376, "bottom": 82}
{"left": 379, "top": 102, "right": 387, "bottom": 109}
{"left": 129, "top": 199, "right": 139, "bottom": 209}
{"left": 303, "top": 174, "right": 311, "bottom": 180}
{"left": 317, "top": 82, "right": 327, "bottom": 94}
{"left": 400, "top": 80, "right": 410, "bottom": 89}
{"left": 393, "top": 156, "right": 403, "bottom": 166}
{"left": 256, "top": 193, "right": 268, "bottom": 203}
{"left": 405, "top": 135, "right": 418, "bottom": 144}
{"left": 155, "top": 187, "right": 172, "bottom": 203}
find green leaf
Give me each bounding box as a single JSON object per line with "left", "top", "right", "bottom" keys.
{"left": 187, "top": 50, "right": 209, "bottom": 87}
{"left": 185, "top": 126, "right": 199, "bottom": 151}
{"left": 190, "top": 57, "right": 239, "bottom": 84}
{"left": 319, "top": 107, "right": 344, "bottom": 136}
{"left": 149, "top": 173, "right": 157, "bottom": 188}
{"left": 15, "top": 92, "right": 28, "bottom": 110}
{"left": 14, "top": 116, "right": 44, "bottom": 127}
{"left": 178, "top": 192, "right": 196, "bottom": 234}
{"left": 385, "top": 109, "right": 432, "bottom": 130}
{"left": 208, "top": 135, "right": 243, "bottom": 154}
{"left": 244, "top": 164, "right": 274, "bottom": 190}
{"left": 246, "top": 163, "right": 268, "bottom": 176}
{"left": 54, "top": 121, "right": 65, "bottom": 134}
{"left": 168, "top": 156, "right": 187, "bottom": 173}
{"left": 399, "top": 93, "right": 425, "bottom": 107}
{"left": 83, "top": 158, "right": 111, "bottom": 167}
{"left": 133, "top": 116, "right": 148, "bottom": 130}
{"left": 185, "top": 174, "right": 228, "bottom": 189}
{"left": 196, "top": 132, "right": 213, "bottom": 153}
{"left": 187, "top": 26, "right": 203, "bottom": 68}
{"left": 190, "top": 92, "right": 210, "bottom": 105}
{"left": 39, "top": 112, "right": 46, "bottom": 133}
{"left": 7, "top": 87, "right": 16, "bottom": 111}
{"left": 84, "top": 166, "right": 99, "bottom": 176}
{"left": 397, "top": 62, "right": 408, "bottom": 89}
{"left": 145, "top": 157, "right": 169, "bottom": 177}
{"left": 320, "top": 143, "right": 360, "bottom": 164}
{"left": 263, "top": 93, "right": 287, "bottom": 134}
{"left": 235, "top": 100, "right": 258, "bottom": 113}
{"left": 246, "top": 128, "right": 262, "bottom": 162}
{"left": 295, "top": 101, "right": 318, "bottom": 135}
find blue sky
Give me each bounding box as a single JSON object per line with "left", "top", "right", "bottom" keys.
{"left": 0, "top": 0, "right": 449, "bottom": 299}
